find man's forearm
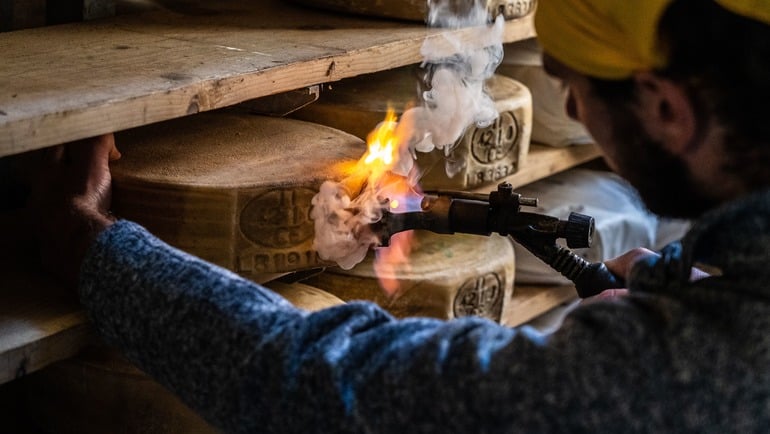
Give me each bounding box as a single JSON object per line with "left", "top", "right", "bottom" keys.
{"left": 79, "top": 220, "right": 304, "bottom": 431}
{"left": 78, "top": 220, "right": 610, "bottom": 434}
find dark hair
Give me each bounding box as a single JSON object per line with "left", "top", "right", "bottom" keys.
{"left": 588, "top": 0, "right": 770, "bottom": 187}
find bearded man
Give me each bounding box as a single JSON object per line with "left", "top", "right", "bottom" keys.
{"left": 31, "top": 1, "right": 770, "bottom": 432}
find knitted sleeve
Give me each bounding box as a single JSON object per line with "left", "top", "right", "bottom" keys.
{"left": 80, "top": 220, "right": 656, "bottom": 434}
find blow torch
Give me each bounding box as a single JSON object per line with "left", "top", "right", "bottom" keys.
{"left": 370, "top": 182, "right": 623, "bottom": 298}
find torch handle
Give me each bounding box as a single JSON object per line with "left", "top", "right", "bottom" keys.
{"left": 398, "top": 192, "right": 625, "bottom": 298}
{"left": 548, "top": 245, "right": 625, "bottom": 298}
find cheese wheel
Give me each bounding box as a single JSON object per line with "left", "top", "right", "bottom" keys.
{"left": 292, "top": 67, "right": 532, "bottom": 190}
{"left": 305, "top": 231, "right": 516, "bottom": 323}
{"left": 112, "top": 112, "right": 366, "bottom": 279}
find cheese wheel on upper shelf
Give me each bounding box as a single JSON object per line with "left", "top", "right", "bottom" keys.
{"left": 291, "top": 66, "right": 532, "bottom": 191}
{"left": 290, "top": 0, "right": 536, "bottom": 23}
{"left": 111, "top": 112, "right": 366, "bottom": 280}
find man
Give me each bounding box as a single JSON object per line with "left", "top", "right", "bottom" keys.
{"left": 32, "top": 1, "right": 770, "bottom": 432}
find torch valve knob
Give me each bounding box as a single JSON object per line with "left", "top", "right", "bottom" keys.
{"left": 564, "top": 212, "right": 594, "bottom": 249}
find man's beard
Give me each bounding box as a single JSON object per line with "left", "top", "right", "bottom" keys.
{"left": 608, "top": 112, "right": 717, "bottom": 219}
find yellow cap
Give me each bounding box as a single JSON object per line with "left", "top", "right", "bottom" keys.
{"left": 716, "top": 0, "right": 770, "bottom": 24}
{"left": 535, "top": 0, "right": 770, "bottom": 80}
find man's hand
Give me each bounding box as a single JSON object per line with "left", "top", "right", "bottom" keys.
{"left": 29, "top": 134, "right": 120, "bottom": 289}
{"left": 583, "top": 246, "right": 710, "bottom": 303}
{"left": 603, "top": 247, "right": 659, "bottom": 282}
{"left": 582, "top": 248, "right": 660, "bottom": 302}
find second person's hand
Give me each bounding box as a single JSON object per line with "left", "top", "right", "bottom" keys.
{"left": 29, "top": 134, "right": 120, "bottom": 290}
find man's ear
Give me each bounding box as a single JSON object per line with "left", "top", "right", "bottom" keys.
{"left": 632, "top": 71, "right": 697, "bottom": 155}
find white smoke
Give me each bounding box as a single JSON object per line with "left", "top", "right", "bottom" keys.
{"left": 311, "top": 2, "right": 505, "bottom": 269}
{"left": 309, "top": 180, "right": 382, "bottom": 270}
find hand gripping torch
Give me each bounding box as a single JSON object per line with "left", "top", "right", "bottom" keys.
{"left": 370, "top": 182, "right": 624, "bottom": 298}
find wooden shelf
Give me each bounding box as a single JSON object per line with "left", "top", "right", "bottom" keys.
{"left": 0, "top": 0, "right": 535, "bottom": 158}
{"left": 503, "top": 284, "right": 578, "bottom": 327}
{"left": 473, "top": 142, "right": 603, "bottom": 192}
{"left": 0, "top": 278, "right": 92, "bottom": 386}
{"left": 0, "top": 211, "right": 92, "bottom": 385}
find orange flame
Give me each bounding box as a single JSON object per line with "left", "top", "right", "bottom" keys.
{"left": 360, "top": 109, "right": 399, "bottom": 181}
{"left": 355, "top": 108, "right": 418, "bottom": 297}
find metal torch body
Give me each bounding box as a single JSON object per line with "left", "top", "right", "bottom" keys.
{"left": 375, "top": 182, "right": 623, "bottom": 298}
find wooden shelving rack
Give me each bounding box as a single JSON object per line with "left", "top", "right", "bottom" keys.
{"left": 0, "top": 0, "right": 599, "bottom": 385}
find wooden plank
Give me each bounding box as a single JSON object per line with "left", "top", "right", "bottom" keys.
{"left": 0, "top": 211, "right": 92, "bottom": 385}
{"left": 502, "top": 284, "right": 577, "bottom": 327}
{"left": 472, "top": 143, "right": 603, "bottom": 192}
{"left": 0, "top": 0, "right": 535, "bottom": 158}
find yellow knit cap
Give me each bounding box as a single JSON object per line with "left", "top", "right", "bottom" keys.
{"left": 535, "top": 0, "right": 770, "bottom": 80}
{"left": 716, "top": 0, "right": 770, "bottom": 24}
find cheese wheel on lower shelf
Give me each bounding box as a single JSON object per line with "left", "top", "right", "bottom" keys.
{"left": 304, "top": 231, "right": 516, "bottom": 322}
{"left": 266, "top": 281, "right": 346, "bottom": 311}
{"left": 112, "top": 112, "right": 366, "bottom": 279}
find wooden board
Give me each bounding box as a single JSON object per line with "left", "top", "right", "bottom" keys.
{"left": 0, "top": 0, "right": 536, "bottom": 158}
{"left": 503, "top": 284, "right": 577, "bottom": 327}
{"left": 475, "top": 143, "right": 602, "bottom": 191}
{"left": 0, "top": 211, "right": 92, "bottom": 385}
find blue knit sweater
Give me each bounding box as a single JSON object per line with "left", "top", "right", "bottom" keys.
{"left": 79, "top": 189, "right": 770, "bottom": 433}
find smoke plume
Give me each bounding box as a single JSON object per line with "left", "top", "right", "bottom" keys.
{"left": 311, "top": 2, "right": 504, "bottom": 270}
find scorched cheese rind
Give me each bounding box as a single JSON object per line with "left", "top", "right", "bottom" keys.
{"left": 291, "top": 67, "right": 533, "bottom": 190}
{"left": 111, "top": 112, "right": 366, "bottom": 279}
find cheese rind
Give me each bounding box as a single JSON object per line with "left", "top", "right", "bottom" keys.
{"left": 305, "top": 231, "right": 516, "bottom": 322}
{"left": 112, "top": 113, "right": 366, "bottom": 278}
{"left": 292, "top": 68, "right": 533, "bottom": 190}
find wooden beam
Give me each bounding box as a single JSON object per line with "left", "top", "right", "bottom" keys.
{"left": 0, "top": 0, "right": 535, "bottom": 158}
{"left": 473, "top": 143, "right": 603, "bottom": 192}
{"left": 0, "top": 212, "right": 92, "bottom": 385}
{"left": 502, "top": 284, "right": 577, "bottom": 327}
